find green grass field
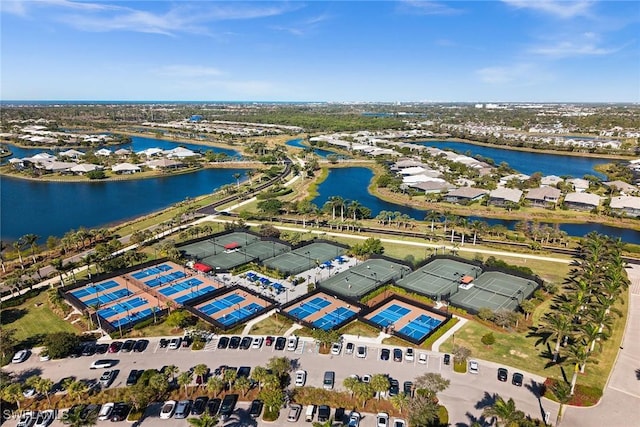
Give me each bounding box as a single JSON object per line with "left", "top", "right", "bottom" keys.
{"left": 248, "top": 314, "right": 293, "bottom": 335}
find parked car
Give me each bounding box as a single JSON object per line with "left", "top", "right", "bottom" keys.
{"left": 265, "top": 336, "right": 274, "bottom": 346}
{"left": 95, "top": 343, "right": 109, "bottom": 354}
{"left": 121, "top": 340, "right": 135, "bottom": 353}
{"left": 252, "top": 337, "right": 264, "bottom": 349}
{"left": 219, "top": 394, "right": 238, "bottom": 419}
{"left": 393, "top": 348, "right": 403, "bottom": 362}
{"left": 512, "top": 372, "right": 524, "bottom": 387}
{"left": 133, "top": 339, "right": 148, "bottom": 353}
{"left": 403, "top": 381, "right": 414, "bottom": 397}
{"left": 356, "top": 346, "right": 367, "bottom": 358}
{"left": 191, "top": 396, "right": 209, "bottom": 415}
{"left": 207, "top": 398, "right": 221, "bottom": 416}
{"left": 237, "top": 366, "right": 251, "bottom": 378}
{"left": 108, "top": 341, "right": 122, "bottom": 353}
{"left": 377, "top": 412, "right": 389, "bottom": 427}
{"left": 287, "top": 336, "right": 298, "bottom": 351}
{"left": 380, "top": 348, "right": 390, "bottom": 361}
{"left": 469, "top": 360, "right": 479, "bottom": 374}
{"left": 305, "top": 404, "right": 316, "bottom": 422}
{"left": 98, "top": 403, "right": 115, "bottom": 421}
{"left": 287, "top": 404, "right": 302, "bottom": 422}
{"left": 335, "top": 408, "right": 346, "bottom": 424}
{"left": 345, "top": 342, "right": 355, "bottom": 354}
{"left": 317, "top": 405, "right": 331, "bottom": 422}
{"left": 159, "top": 400, "right": 176, "bottom": 419}
{"left": 389, "top": 379, "right": 399, "bottom": 397}
{"left": 99, "top": 370, "right": 118, "bottom": 387}
{"left": 393, "top": 419, "right": 407, "bottom": 427}
{"left": 331, "top": 342, "right": 342, "bottom": 355}
{"left": 168, "top": 338, "right": 182, "bottom": 350}
{"left": 90, "top": 359, "right": 117, "bottom": 369}
{"left": 12, "top": 349, "right": 30, "bottom": 364}
{"left": 159, "top": 338, "right": 169, "bottom": 348}
{"left": 110, "top": 403, "right": 130, "bottom": 421}
{"left": 126, "top": 369, "right": 142, "bottom": 386}
{"left": 418, "top": 352, "right": 428, "bottom": 364}
{"left": 249, "top": 399, "right": 263, "bottom": 418}
{"left": 323, "top": 371, "right": 335, "bottom": 390}
{"left": 239, "top": 337, "right": 252, "bottom": 350}
{"left": 443, "top": 354, "right": 451, "bottom": 365}
{"left": 174, "top": 400, "right": 192, "bottom": 419}
{"left": 348, "top": 411, "right": 361, "bottom": 427}
{"left": 34, "top": 409, "right": 56, "bottom": 427}
{"left": 497, "top": 368, "right": 508, "bottom": 382}
{"left": 405, "top": 348, "right": 414, "bottom": 362}
{"left": 81, "top": 343, "right": 96, "bottom": 356}
{"left": 275, "top": 337, "right": 287, "bottom": 350}
{"left": 295, "top": 370, "right": 307, "bottom": 387}
{"left": 217, "top": 337, "right": 229, "bottom": 349}
{"left": 81, "top": 405, "right": 101, "bottom": 421}
{"left": 228, "top": 336, "right": 241, "bottom": 349}
{"left": 16, "top": 411, "right": 36, "bottom": 427}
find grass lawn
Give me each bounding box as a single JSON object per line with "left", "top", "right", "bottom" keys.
{"left": 248, "top": 314, "right": 293, "bottom": 335}
{"left": 1, "top": 292, "right": 79, "bottom": 345}
{"left": 338, "top": 320, "right": 380, "bottom": 338}
{"left": 128, "top": 321, "right": 180, "bottom": 338}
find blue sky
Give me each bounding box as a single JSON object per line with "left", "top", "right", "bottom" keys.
{"left": 1, "top": 0, "right": 638, "bottom": 102}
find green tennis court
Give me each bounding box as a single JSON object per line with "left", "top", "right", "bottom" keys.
{"left": 450, "top": 271, "right": 538, "bottom": 313}
{"left": 397, "top": 258, "right": 480, "bottom": 299}
{"left": 263, "top": 242, "right": 345, "bottom": 275}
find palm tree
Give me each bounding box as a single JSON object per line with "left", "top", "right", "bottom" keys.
{"left": 566, "top": 344, "right": 598, "bottom": 393}
{"left": 32, "top": 377, "right": 54, "bottom": 406}
{"left": 347, "top": 200, "right": 362, "bottom": 221}
{"left": 66, "top": 380, "right": 88, "bottom": 403}
{"left": 343, "top": 376, "right": 360, "bottom": 397}
{"left": 370, "top": 374, "right": 390, "bottom": 400}
{"left": 470, "top": 220, "right": 484, "bottom": 245}
{"left": 251, "top": 366, "right": 269, "bottom": 390}
{"left": 62, "top": 404, "right": 97, "bottom": 427}
{"left": 425, "top": 210, "right": 440, "bottom": 233}
{"left": 13, "top": 239, "right": 25, "bottom": 270}
{"left": 193, "top": 364, "right": 209, "bottom": 387}
{"left": 390, "top": 392, "right": 410, "bottom": 414}
{"left": 187, "top": 413, "right": 219, "bottom": 427}
{"left": 551, "top": 380, "right": 572, "bottom": 426}
{"left": 353, "top": 381, "right": 374, "bottom": 407}
{"left": 206, "top": 376, "right": 225, "bottom": 397}
{"left": 163, "top": 364, "right": 179, "bottom": 382}
{"left": 537, "top": 312, "right": 572, "bottom": 363}
{"left": 223, "top": 367, "right": 237, "bottom": 390}
{"left": 482, "top": 395, "right": 524, "bottom": 427}
{"left": 21, "top": 234, "right": 40, "bottom": 264}
{"left": 178, "top": 371, "right": 194, "bottom": 396}
{"left": 234, "top": 376, "right": 251, "bottom": 397}
{"left": 2, "top": 383, "right": 24, "bottom": 409}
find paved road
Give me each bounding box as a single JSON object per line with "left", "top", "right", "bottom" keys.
{"left": 4, "top": 336, "right": 557, "bottom": 427}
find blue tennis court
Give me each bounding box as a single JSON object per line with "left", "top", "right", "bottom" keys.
{"left": 313, "top": 307, "right": 356, "bottom": 330}
{"left": 71, "top": 280, "right": 119, "bottom": 299}
{"left": 174, "top": 286, "right": 216, "bottom": 304}
{"left": 368, "top": 304, "right": 411, "bottom": 327}
{"left": 287, "top": 297, "right": 332, "bottom": 321}
{"left": 216, "top": 302, "right": 263, "bottom": 326}
{"left": 131, "top": 264, "right": 172, "bottom": 280}
{"left": 398, "top": 314, "right": 442, "bottom": 340}
{"left": 197, "top": 294, "right": 246, "bottom": 316}
{"left": 109, "top": 308, "right": 153, "bottom": 329}
{"left": 82, "top": 288, "right": 132, "bottom": 307}
{"left": 98, "top": 297, "right": 148, "bottom": 319}
{"left": 145, "top": 271, "right": 187, "bottom": 287}
{"left": 157, "top": 278, "right": 205, "bottom": 296}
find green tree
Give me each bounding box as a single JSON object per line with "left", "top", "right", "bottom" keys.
{"left": 551, "top": 380, "right": 572, "bottom": 426}
{"left": 178, "top": 371, "right": 194, "bottom": 396}
{"left": 481, "top": 333, "right": 496, "bottom": 346}
{"left": 390, "top": 392, "right": 410, "bottom": 414}
{"left": 267, "top": 356, "right": 292, "bottom": 380}
{"left": 2, "top": 382, "right": 24, "bottom": 409}
{"left": 187, "top": 413, "right": 220, "bottom": 427}
{"left": 353, "top": 381, "right": 374, "bottom": 407}
{"left": 408, "top": 395, "right": 440, "bottom": 427}
{"left": 44, "top": 332, "right": 80, "bottom": 359}
{"left": 234, "top": 376, "right": 252, "bottom": 397}
{"left": 206, "top": 376, "right": 225, "bottom": 397}
{"left": 311, "top": 329, "right": 342, "bottom": 352}
{"left": 251, "top": 366, "right": 269, "bottom": 390}
{"left": 414, "top": 373, "right": 450, "bottom": 399}
{"left": 370, "top": 374, "right": 390, "bottom": 400}
{"left": 343, "top": 376, "right": 360, "bottom": 397}
{"left": 165, "top": 310, "right": 193, "bottom": 329}
{"left": 193, "top": 364, "right": 209, "bottom": 387}
{"left": 482, "top": 395, "right": 525, "bottom": 427}
{"left": 62, "top": 404, "right": 97, "bottom": 427}
{"left": 223, "top": 368, "right": 237, "bottom": 390}
{"left": 0, "top": 328, "right": 17, "bottom": 364}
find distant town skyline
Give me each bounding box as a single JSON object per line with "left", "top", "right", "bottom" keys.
{"left": 1, "top": 0, "right": 638, "bottom": 102}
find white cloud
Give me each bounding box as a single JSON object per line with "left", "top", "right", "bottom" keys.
{"left": 530, "top": 41, "right": 620, "bottom": 57}
{"left": 476, "top": 63, "right": 551, "bottom": 85}
{"left": 501, "top": 0, "right": 593, "bottom": 19}
{"left": 271, "top": 13, "right": 331, "bottom": 36}
{"left": 397, "top": 0, "right": 464, "bottom": 16}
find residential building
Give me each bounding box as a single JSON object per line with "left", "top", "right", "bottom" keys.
{"left": 525, "top": 187, "right": 562, "bottom": 207}
{"left": 604, "top": 181, "right": 638, "bottom": 195}
{"left": 488, "top": 188, "right": 523, "bottom": 207}
{"left": 563, "top": 192, "right": 601, "bottom": 211}
{"left": 610, "top": 196, "right": 640, "bottom": 217}
{"left": 567, "top": 178, "right": 590, "bottom": 193}
{"left": 444, "top": 187, "right": 488, "bottom": 204}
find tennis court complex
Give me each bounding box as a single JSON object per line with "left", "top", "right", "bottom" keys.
{"left": 318, "top": 258, "right": 412, "bottom": 299}
{"left": 97, "top": 294, "right": 160, "bottom": 330}
{"left": 71, "top": 280, "right": 132, "bottom": 307}
{"left": 263, "top": 242, "right": 346, "bottom": 276}
{"left": 450, "top": 271, "right": 538, "bottom": 313}
{"left": 192, "top": 288, "right": 271, "bottom": 329}
{"left": 283, "top": 292, "right": 359, "bottom": 330}
{"left": 363, "top": 298, "right": 447, "bottom": 344}
{"left": 157, "top": 277, "right": 217, "bottom": 304}
{"left": 180, "top": 232, "right": 262, "bottom": 259}
{"left": 397, "top": 258, "right": 481, "bottom": 300}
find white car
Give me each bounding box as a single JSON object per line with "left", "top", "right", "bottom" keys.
{"left": 469, "top": 360, "right": 479, "bottom": 374}
{"left": 160, "top": 400, "right": 177, "bottom": 419}
{"left": 12, "top": 349, "right": 30, "bottom": 364}
{"left": 168, "top": 337, "right": 181, "bottom": 350}
{"left": 362, "top": 374, "right": 371, "bottom": 383}
{"left": 356, "top": 345, "right": 367, "bottom": 358}
{"left": 294, "top": 370, "right": 307, "bottom": 387}
{"left": 377, "top": 412, "right": 389, "bottom": 427}
{"left": 34, "top": 409, "right": 56, "bottom": 427}
{"left": 393, "top": 419, "right": 407, "bottom": 427}
{"left": 16, "top": 411, "right": 36, "bottom": 427}
{"left": 418, "top": 352, "right": 428, "bottom": 364}
{"left": 287, "top": 336, "right": 298, "bottom": 351}
{"left": 98, "top": 402, "right": 114, "bottom": 421}
{"left": 405, "top": 348, "right": 414, "bottom": 362}
{"left": 348, "top": 411, "right": 361, "bottom": 427}
{"left": 90, "top": 359, "right": 116, "bottom": 369}
{"left": 22, "top": 388, "right": 37, "bottom": 398}
{"left": 330, "top": 342, "right": 342, "bottom": 355}
{"left": 39, "top": 352, "right": 50, "bottom": 362}
{"left": 251, "top": 337, "right": 264, "bottom": 349}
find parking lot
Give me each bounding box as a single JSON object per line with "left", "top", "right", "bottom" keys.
{"left": 5, "top": 335, "right": 557, "bottom": 427}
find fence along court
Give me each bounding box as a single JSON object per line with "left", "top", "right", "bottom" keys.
{"left": 263, "top": 242, "right": 345, "bottom": 275}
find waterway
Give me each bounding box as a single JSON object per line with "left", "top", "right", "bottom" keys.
{"left": 285, "top": 138, "right": 349, "bottom": 159}
{"left": 415, "top": 140, "right": 608, "bottom": 178}
{"left": 312, "top": 167, "right": 640, "bottom": 244}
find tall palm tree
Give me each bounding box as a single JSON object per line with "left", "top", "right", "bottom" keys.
{"left": 20, "top": 234, "right": 39, "bottom": 264}
{"left": 62, "top": 404, "right": 97, "bottom": 427}
{"left": 425, "top": 210, "right": 440, "bottom": 233}
{"left": 550, "top": 380, "right": 572, "bottom": 426}
{"left": 370, "top": 374, "right": 390, "bottom": 400}
{"left": 348, "top": 200, "right": 363, "bottom": 221}
{"left": 482, "top": 395, "right": 524, "bottom": 427}
{"left": 207, "top": 376, "right": 225, "bottom": 397}
{"left": 193, "top": 364, "right": 209, "bottom": 387}
{"left": 565, "top": 344, "right": 597, "bottom": 394}
{"left": 233, "top": 173, "right": 241, "bottom": 188}
{"left": 12, "top": 239, "right": 25, "bottom": 270}
{"left": 390, "top": 392, "right": 410, "bottom": 414}
{"left": 66, "top": 380, "right": 88, "bottom": 403}
{"left": 234, "top": 376, "right": 251, "bottom": 397}
{"left": 2, "top": 383, "right": 24, "bottom": 409}
{"left": 538, "top": 312, "right": 572, "bottom": 363}
{"left": 178, "top": 371, "right": 194, "bottom": 396}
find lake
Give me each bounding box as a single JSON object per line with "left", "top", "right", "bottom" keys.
{"left": 285, "top": 138, "right": 349, "bottom": 159}
{"left": 312, "top": 167, "right": 640, "bottom": 244}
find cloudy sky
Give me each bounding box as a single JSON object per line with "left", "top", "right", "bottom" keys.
{"left": 1, "top": 0, "right": 638, "bottom": 102}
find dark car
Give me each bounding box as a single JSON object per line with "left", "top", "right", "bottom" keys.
{"left": 133, "top": 340, "right": 148, "bottom": 353}
{"left": 191, "top": 396, "right": 209, "bottom": 415}
{"left": 81, "top": 404, "right": 101, "bottom": 421}
{"left": 214, "top": 365, "right": 228, "bottom": 376}
{"left": 239, "top": 337, "right": 252, "bottom": 350}
{"left": 108, "top": 341, "right": 123, "bottom": 353}
{"left": 53, "top": 376, "right": 76, "bottom": 393}
{"left": 110, "top": 403, "right": 130, "bottom": 421}
{"left": 121, "top": 340, "right": 136, "bottom": 353}
{"left": 99, "top": 370, "right": 119, "bottom": 388}
{"left": 443, "top": 354, "right": 451, "bottom": 365}
{"left": 219, "top": 394, "right": 238, "bottom": 419}
{"left": 335, "top": 407, "right": 345, "bottom": 424}
{"left": 275, "top": 336, "right": 287, "bottom": 350}
{"left": 237, "top": 366, "right": 251, "bottom": 378}
{"left": 403, "top": 381, "right": 414, "bottom": 397}
{"left": 497, "top": 368, "right": 508, "bottom": 382}
{"left": 389, "top": 379, "right": 399, "bottom": 397}
{"left": 159, "top": 338, "right": 169, "bottom": 348}
{"left": 393, "top": 348, "right": 403, "bottom": 362}
{"left": 228, "top": 336, "right": 241, "bottom": 349}
{"left": 249, "top": 399, "right": 263, "bottom": 418}
{"left": 207, "top": 398, "right": 221, "bottom": 416}
{"left": 265, "top": 336, "right": 274, "bottom": 346}
{"left": 174, "top": 400, "right": 192, "bottom": 419}
{"left": 512, "top": 372, "right": 524, "bottom": 387}
{"left": 217, "top": 337, "right": 230, "bottom": 349}
{"left": 81, "top": 343, "right": 96, "bottom": 356}
{"left": 181, "top": 336, "right": 192, "bottom": 348}
{"left": 95, "top": 343, "right": 109, "bottom": 354}
{"left": 317, "top": 405, "right": 331, "bottom": 422}
{"left": 380, "top": 348, "right": 390, "bottom": 361}
{"left": 126, "top": 369, "right": 142, "bottom": 386}
{"left": 69, "top": 346, "right": 83, "bottom": 358}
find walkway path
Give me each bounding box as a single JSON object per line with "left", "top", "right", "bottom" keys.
{"left": 431, "top": 315, "right": 468, "bottom": 352}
